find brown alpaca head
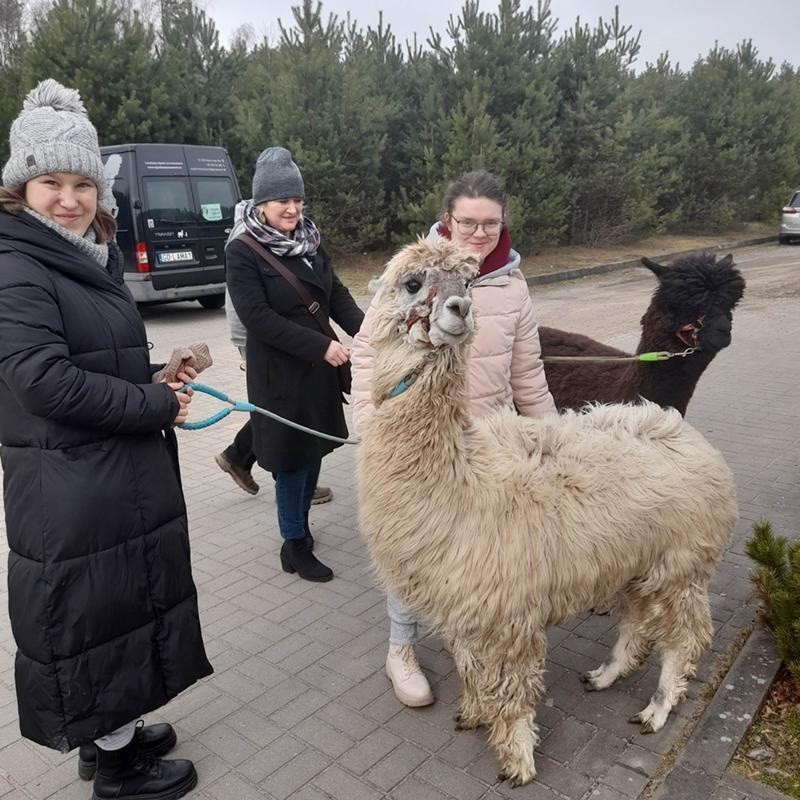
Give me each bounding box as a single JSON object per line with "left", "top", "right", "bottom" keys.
{"left": 372, "top": 238, "right": 479, "bottom": 350}
{"left": 641, "top": 252, "right": 746, "bottom": 354}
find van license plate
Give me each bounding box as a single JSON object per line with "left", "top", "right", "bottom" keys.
{"left": 157, "top": 250, "right": 193, "bottom": 264}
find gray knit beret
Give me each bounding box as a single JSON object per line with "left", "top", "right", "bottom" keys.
{"left": 252, "top": 147, "right": 305, "bottom": 205}
{"left": 2, "top": 79, "right": 116, "bottom": 215}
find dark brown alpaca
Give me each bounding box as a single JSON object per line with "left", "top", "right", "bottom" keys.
{"left": 540, "top": 253, "right": 746, "bottom": 416}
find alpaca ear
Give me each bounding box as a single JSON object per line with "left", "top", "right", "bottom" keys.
{"left": 641, "top": 256, "right": 667, "bottom": 277}
{"left": 717, "top": 254, "right": 734, "bottom": 269}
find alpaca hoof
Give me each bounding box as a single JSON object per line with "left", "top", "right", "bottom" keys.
{"left": 498, "top": 769, "right": 535, "bottom": 788}
{"left": 630, "top": 712, "right": 661, "bottom": 733}
{"left": 640, "top": 715, "right": 667, "bottom": 734}
{"left": 454, "top": 716, "right": 479, "bottom": 731}
{"left": 581, "top": 674, "right": 598, "bottom": 691}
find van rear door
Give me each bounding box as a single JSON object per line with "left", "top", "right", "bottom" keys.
{"left": 136, "top": 146, "right": 233, "bottom": 292}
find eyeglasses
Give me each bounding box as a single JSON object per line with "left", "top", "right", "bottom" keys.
{"left": 449, "top": 216, "right": 504, "bottom": 236}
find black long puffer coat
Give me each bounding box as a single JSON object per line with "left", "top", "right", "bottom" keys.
{"left": 226, "top": 237, "right": 364, "bottom": 472}
{"left": 0, "top": 210, "right": 212, "bottom": 752}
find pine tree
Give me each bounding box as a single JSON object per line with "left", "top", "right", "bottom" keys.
{"left": 24, "top": 0, "right": 165, "bottom": 145}
{"left": 0, "top": 0, "right": 26, "bottom": 166}
{"left": 342, "top": 14, "right": 411, "bottom": 244}
{"left": 156, "top": 0, "right": 242, "bottom": 145}
{"left": 623, "top": 55, "right": 688, "bottom": 235}
{"left": 267, "top": 0, "right": 389, "bottom": 252}
{"left": 746, "top": 520, "right": 800, "bottom": 688}
{"left": 552, "top": 8, "right": 641, "bottom": 244}
{"left": 391, "top": 45, "right": 449, "bottom": 242}
{"left": 225, "top": 39, "right": 277, "bottom": 193}
{"left": 401, "top": 0, "right": 568, "bottom": 250}
{"left": 667, "top": 41, "right": 800, "bottom": 229}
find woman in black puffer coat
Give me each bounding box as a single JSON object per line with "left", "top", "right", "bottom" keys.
{"left": 0, "top": 80, "right": 211, "bottom": 800}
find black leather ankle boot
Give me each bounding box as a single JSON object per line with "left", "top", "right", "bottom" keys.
{"left": 280, "top": 538, "right": 332, "bottom": 582}
{"left": 79, "top": 722, "right": 177, "bottom": 780}
{"left": 92, "top": 733, "right": 196, "bottom": 800}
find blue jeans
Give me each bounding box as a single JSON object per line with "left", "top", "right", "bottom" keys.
{"left": 273, "top": 461, "right": 321, "bottom": 540}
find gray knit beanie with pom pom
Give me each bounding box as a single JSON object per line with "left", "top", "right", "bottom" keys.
{"left": 2, "top": 79, "right": 115, "bottom": 215}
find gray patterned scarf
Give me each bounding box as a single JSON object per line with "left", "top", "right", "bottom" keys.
{"left": 23, "top": 208, "right": 108, "bottom": 267}
{"left": 242, "top": 199, "right": 321, "bottom": 259}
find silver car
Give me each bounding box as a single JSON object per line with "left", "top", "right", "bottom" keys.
{"left": 780, "top": 189, "right": 800, "bottom": 244}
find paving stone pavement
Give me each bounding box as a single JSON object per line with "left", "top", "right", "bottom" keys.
{"left": 0, "top": 244, "right": 797, "bottom": 799}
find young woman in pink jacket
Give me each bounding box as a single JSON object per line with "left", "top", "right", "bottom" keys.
{"left": 350, "top": 170, "right": 556, "bottom": 707}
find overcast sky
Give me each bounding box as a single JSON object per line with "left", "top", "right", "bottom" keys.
{"left": 206, "top": 0, "right": 799, "bottom": 71}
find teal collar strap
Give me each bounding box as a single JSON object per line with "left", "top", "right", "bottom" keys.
{"left": 387, "top": 369, "right": 420, "bottom": 398}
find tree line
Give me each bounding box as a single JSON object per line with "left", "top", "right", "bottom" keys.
{"left": 2, "top": 0, "right": 800, "bottom": 254}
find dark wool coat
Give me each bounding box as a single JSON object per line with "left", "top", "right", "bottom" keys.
{"left": 0, "top": 210, "right": 212, "bottom": 752}
{"left": 226, "top": 237, "right": 364, "bottom": 472}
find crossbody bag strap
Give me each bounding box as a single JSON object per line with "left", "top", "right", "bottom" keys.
{"left": 236, "top": 233, "right": 339, "bottom": 341}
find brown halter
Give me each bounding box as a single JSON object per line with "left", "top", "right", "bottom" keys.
{"left": 405, "top": 285, "right": 438, "bottom": 333}
{"left": 676, "top": 315, "right": 705, "bottom": 349}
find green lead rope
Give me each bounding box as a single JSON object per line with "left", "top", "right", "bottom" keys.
{"left": 543, "top": 347, "right": 698, "bottom": 364}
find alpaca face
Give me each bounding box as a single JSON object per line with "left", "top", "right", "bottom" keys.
{"left": 642, "top": 253, "right": 745, "bottom": 355}
{"left": 402, "top": 269, "right": 473, "bottom": 347}
{"left": 376, "top": 238, "right": 479, "bottom": 349}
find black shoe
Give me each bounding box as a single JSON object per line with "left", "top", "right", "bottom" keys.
{"left": 93, "top": 734, "right": 196, "bottom": 800}
{"left": 79, "top": 722, "right": 177, "bottom": 780}
{"left": 280, "top": 538, "right": 333, "bottom": 582}
{"left": 304, "top": 532, "right": 314, "bottom": 551}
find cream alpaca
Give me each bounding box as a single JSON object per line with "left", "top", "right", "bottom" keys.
{"left": 357, "top": 238, "right": 737, "bottom": 787}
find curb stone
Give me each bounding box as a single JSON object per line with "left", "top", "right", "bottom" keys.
{"left": 526, "top": 235, "right": 777, "bottom": 286}
{"left": 649, "top": 624, "right": 787, "bottom": 800}
{"left": 722, "top": 774, "right": 798, "bottom": 800}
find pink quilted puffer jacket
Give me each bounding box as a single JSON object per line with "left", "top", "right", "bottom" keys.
{"left": 351, "top": 266, "right": 556, "bottom": 434}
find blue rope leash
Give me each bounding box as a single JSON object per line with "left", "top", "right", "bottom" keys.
{"left": 178, "top": 383, "right": 254, "bottom": 430}
{"left": 178, "top": 382, "right": 359, "bottom": 445}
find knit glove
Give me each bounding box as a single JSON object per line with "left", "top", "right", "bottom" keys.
{"left": 152, "top": 342, "right": 213, "bottom": 383}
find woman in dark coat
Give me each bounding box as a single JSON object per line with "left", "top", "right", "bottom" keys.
{"left": 0, "top": 80, "right": 211, "bottom": 800}
{"left": 226, "top": 147, "right": 364, "bottom": 583}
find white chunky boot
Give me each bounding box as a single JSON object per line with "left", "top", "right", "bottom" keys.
{"left": 385, "top": 644, "right": 434, "bottom": 707}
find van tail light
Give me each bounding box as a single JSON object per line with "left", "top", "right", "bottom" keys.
{"left": 135, "top": 242, "right": 150, "bottom": 273}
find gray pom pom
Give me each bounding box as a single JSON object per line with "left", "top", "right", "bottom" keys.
{"left": 23, "top": 79, "right": 87, "bottom": 116}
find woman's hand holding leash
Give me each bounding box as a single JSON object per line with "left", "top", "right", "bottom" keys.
{"left": 325, "top": 341, "right": 350, "bottom": 367}
{"left": 169, "top": 381, "right": 193, "bottom": 425}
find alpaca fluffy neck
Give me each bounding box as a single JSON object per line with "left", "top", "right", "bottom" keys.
{"left": 371, "top": 342, "right": 471, "bottom": 457}
{"left": 360, "top": 341, "right": 490, "bottom": 636}
{"left": 631, "top": 307, "right": 716, "bottom": 416}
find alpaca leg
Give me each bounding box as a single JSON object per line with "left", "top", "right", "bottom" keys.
{"left": 493, "top": 712, "right": 539, "bottom": 788}
{"left": 630, "top": 648, "right": 685, "bottom": 733}
{"left": 451, "top": 640, "right": 484, "bottom": 730}
{"left": 631, "top": 585, "right": 712, "bottom": 733}
{"left": 582, "top": 618, "right": 649, "bottom": 691}
{"left": 485, "top": 649, "right": 545, "bottom": 787}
